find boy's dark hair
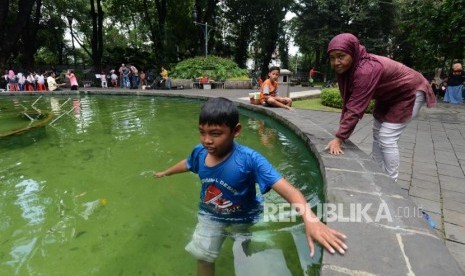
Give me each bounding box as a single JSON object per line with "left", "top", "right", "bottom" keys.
{"left": 199, "top": 97, "right": 239, "bottom": 130}
{"left": 269, "top": 66, "right": 280, "bottom": 73}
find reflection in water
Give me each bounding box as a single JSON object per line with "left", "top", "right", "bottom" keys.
{"left": 74, "top": 97, "right": 93, "bottom": 134}
{"left": 15, "top": 179, "right": 45, "bottom": 225}
{"left": 80, "top": 199, "right": 104, "bottom": 220}
{"left": 6, "top": 179, "right": 47, "bottom": 273}
{"left": 6, "top": 237, "right": 37, "bottom": 274}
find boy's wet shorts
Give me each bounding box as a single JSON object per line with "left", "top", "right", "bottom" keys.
{"left": 185, "top": 214, "right": 251, "bottom": 263}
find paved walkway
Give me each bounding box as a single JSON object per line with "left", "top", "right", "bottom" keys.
{"left": 350, "top": 100, "right": 465, "bottom": 271}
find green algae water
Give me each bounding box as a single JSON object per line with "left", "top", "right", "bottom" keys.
{"left": 0, "top": 95, "right": 324, "bottom": 275}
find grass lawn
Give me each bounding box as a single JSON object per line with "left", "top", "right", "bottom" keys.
{"left": 293, "top": 97, "right": 341, "bottom": 112}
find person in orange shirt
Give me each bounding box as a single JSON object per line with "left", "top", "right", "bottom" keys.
{"left": 260, "top": 66, "right": 292, "bottom": 110}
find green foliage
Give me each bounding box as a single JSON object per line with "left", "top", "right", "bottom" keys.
{"left": 320, "top": 88, "right": 374, "bottom": 113}
{"left": 170, "top": 56, "right": 248, "bottom": 81}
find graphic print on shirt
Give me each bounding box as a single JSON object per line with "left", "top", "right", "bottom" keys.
{"left": 203, "top": 183, "right": 241, "bottom": 214}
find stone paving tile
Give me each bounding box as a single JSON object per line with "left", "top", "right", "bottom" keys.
{"left": 322, "top": 222, "right": 411, "bottom": 276}
{"left": 444, "top": 209, "right": 465, "bottom": 226}
{"left": 436, "top": 152, "right": 461, "bottom": 165}
{"left": 443, "top": 200, "right": 465, "bottom": 215}
{"left": 409, "top": 186, "right": 441, "bottom": 202}
{"left": 410, "top": 177, "right": 440, "bottom": 192}
{"left": 399, "top": 163, "right": 412, "bottom": 174}
{"left": 402, "top": 233, "right": 464, "bottom": 275}
{"left": 398, "top": 172, "right": 412, "bottom": 182}
{"left": 412, "top": 161, "right": 438, "bottom": 172}
{"left": 413, "top": 155, "right": 437, "bottom": 164}
{"left": 445, "top": 223, "right": 465, "bottom": 244}
{"left": 443, "top": 190, "right": 465, "bottom": 204}
{"left": 437, "top": 162, "right": 465, "bottom": 178}
{"left": 446, "top": 241, "right": 465, "bottom": 273}
{"left": 415, "top": 167, "right": 439, "bottom": 177}
{"left": 410, "top": 196, "right": 441, "bottom": 214}
{"left": 400, "top": 156, "right": 412, "bottom": 163}
{"left": 455, "top": 150, "right": 465, "bottom": 160}
{"left": 397, "top": 179, "right": 410, "bottom": 190}
{"left": 440, "top": 175, "right": 465, "bottom": 194}
{"left": 434, "top": 142, "right": 455, "bottom": 151}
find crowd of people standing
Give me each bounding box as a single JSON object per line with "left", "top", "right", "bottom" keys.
{"left": 1, "top": 69, "right": 79, "bottom": 92}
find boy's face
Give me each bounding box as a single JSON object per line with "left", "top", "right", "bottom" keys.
{"left": 268, "top": 70, "right": 280, "bottom": 82}
{"left": 199, "top": 123, "right": 241, "bottom": 158}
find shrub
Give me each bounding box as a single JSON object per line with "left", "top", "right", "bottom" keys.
{"left": 170, "top": 56, "right": 248, "bottom": 81}
{"left": 320, "top": 88, "right": 374, "bottom": 113}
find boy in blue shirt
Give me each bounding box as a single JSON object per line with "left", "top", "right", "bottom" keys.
{"left": 154, "top": 97, "right": 347, "bottom": 275}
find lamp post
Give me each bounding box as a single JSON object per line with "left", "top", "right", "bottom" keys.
{"left": 66, "top": 15, "right": 77, "bottom": 68}
{"left": 192, "top": 10, "right": 214, "bottom": 57}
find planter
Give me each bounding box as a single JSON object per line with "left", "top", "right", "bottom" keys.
{"left": 224, "top": 80, "right": 252, "bottom": 89}
{"left": 170, "top": 79, "right": 193, "bottom": 88}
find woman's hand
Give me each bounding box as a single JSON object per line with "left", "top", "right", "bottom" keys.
{"left": 326, "top": 138, "right": 344, "bottom": 155}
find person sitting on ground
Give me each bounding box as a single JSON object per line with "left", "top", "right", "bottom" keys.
{"left": 47, "top": 72, "right": 66, "bottom": 91}
{"left": 139, "top": 70, "right": 147, "bottom": 88}
{"left": 438, "top": 77, "right": 447, "bottom": 99}
{"left": 259, "top": 66, "right": 292, "bottom": 110}
{"left": 444, "top": 63, "right": 465, "bottom": 104}
{"left": 159, "top": 66, "right": 171, "bottom": 89}
{"left": 154, "top": 97, "right": 347, "bottom": 276}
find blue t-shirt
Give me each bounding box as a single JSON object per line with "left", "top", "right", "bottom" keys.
{"left": 186, "top": 142, "right": 281, "bottom": 223}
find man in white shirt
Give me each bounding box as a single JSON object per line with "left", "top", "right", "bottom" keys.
{"left": 47, "top": 72, "right": 65, "bottom": 91}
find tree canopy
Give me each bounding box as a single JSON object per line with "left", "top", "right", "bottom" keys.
{"left": 0, "top": 0, "right": 463, "bottom": 77}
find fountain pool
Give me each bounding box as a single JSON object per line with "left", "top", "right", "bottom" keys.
{"left": 0, "top": 95, "right": 324, "bottom": 275}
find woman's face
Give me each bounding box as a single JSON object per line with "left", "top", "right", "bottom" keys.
{"left": 329, "top": 50, "right": 353, "bottom": 75}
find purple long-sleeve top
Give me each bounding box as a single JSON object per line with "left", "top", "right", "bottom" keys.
{"left": 327, "top": 34, "right": 436, "bottom": 140}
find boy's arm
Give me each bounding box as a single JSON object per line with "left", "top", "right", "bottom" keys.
{"left": 271, "top": 178, "right": 347, "bottom": 257}
{"left": 153, "top": 159, "right": 188, "bottom": 178}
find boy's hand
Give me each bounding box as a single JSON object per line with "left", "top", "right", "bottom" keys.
{"left": 305, "top": 220, "right": 347, "bottom": 257}
{"left": 153, "top": 171, "right": 166, "bottom": 178}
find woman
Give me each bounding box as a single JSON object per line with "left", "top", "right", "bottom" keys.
{"left": 325, "top": 33, "right": 436, "bottom": 181}
{"left": 444, "top": 63, "right": 464, "bottom": 104}
{"left": 66, "top": 69, "right": 79, "bottom": 90}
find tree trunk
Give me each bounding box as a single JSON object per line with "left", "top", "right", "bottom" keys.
{"left": 0, "top": 0, "right": 36, "bottom": 67}
{"left": 90, "top": 0, "right": 104, "bottom": 72}
{"left": 21, "top": 0, "right": 42, "bottom": 70}
{"left": 155, "top": 0, "right": 167, "bottom": 67}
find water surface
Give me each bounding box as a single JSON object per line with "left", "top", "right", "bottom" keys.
{"left": 0, "top": 95, "right": 324, "bottom": 275}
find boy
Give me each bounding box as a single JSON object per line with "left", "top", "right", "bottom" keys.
{"left": 154, "top": 97, "right": 347, "bottom": 276}
{"left": 260, "top": 66, "right": 293, "bottom": 110}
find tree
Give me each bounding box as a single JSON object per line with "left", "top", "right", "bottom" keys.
{"left": 89, "top": 0, "right": 104, "bottom": 71}
{"left": 0, "top": 0, "right": 36, "bottom": 68}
